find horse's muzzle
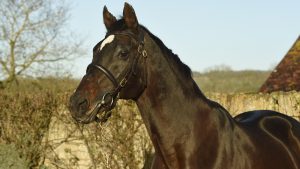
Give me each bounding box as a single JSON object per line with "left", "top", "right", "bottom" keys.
{"left": 69, "top": 93, "right": 93, "bottom": 122}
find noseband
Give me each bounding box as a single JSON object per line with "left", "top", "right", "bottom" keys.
{"left": 87, "top": 31, "right": 147, "bottom": 123}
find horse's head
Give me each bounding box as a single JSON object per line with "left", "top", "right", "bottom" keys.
{"left": 69, "top": 3, "right": 147, "bottom": 123}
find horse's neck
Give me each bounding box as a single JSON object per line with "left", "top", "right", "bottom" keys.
{"left": 136, "top": 33, "right": 236, "bottom": 168}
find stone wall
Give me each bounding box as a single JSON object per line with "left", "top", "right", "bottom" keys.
{"left": 43, "top": 92, "right": 300, "bottom": 168}
{"left": 208, "top": 91, "right": 300, "bottom": 120}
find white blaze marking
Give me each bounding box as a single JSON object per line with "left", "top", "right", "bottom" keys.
{"left": 100, "top": 35, "right": 115, "bottom": 51}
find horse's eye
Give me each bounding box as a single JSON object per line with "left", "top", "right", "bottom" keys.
{"left": 119, "top": 51, "right": 129, "bottom": 60}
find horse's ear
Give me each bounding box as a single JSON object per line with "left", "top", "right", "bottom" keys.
{"left": 123, "top": 2, "right": 138, "bottom": 31}
{"left": 103, "top": 6, "right": 116, "bottom": 30}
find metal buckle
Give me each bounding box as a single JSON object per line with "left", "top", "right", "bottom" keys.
{"left": 138, "top": 45, "right": 143, "bottom": 54}
{"left": 138, "top": 44, "right": 147, "bottom": 58}
{"left": 101, "top": 92, "right": 114, "bottom": 108}
{"left": 142, "top": 50, "right": 147, "bottom": 58}
{"left": 120, "top": 78, "right": 128, "bottom": 87}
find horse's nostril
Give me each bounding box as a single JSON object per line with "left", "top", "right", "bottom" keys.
{"left": 78, "top": 99, "right": 89, "bottom": 113}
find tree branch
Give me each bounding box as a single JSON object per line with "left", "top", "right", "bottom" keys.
{"left": 13, "top": 10, "right": 30, "bottom": 42}
{"left": 16, "top": 35, "right": 56, "bottom": 75}
{"left": 0, "top": 59, "right": 9, "bottom": 74}
{"left": 0, "top": 0, "right": 84, "bottom": 83}
{"left": 33, "top": 57, "right": 66, "bottom": 63}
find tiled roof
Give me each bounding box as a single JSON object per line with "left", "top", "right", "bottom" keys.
{"left": 260, "top": 36, "right": 300, "bottom": 93}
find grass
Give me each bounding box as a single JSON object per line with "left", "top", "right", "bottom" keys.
{"left": 2, "top": 76, "right": 78, "bottom": 93}
{"left": 1, "top": 69, "right": 271, "bottom": 94}
{"left": 193, "top": 70, "right": 271, "bottom": 93}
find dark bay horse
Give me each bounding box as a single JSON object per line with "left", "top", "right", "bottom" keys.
{"left": 69, "top": 3, "right": 300, "bottom": 169}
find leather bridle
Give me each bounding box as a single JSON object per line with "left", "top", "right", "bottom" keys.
{"left": 86, "top": 30, "right": 147, "bottom": 123}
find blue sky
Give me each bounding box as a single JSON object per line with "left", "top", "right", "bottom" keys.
{"left": 67, "top": 1, "right": 300, "bottom": 77}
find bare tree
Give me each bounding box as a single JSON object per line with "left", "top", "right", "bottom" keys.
{"left": 0, "top": 0, "right": 83, "bottom": 85}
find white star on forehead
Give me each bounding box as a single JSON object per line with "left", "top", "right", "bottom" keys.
{"left": 100, "top": 35, "right": 115, "bottom": 51}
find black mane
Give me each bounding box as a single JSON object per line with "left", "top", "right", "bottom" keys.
{"left": 140, "top": 26, "right": 192, "bottom": 79}
{"left": 108, "top": 19, "right": 192, "bottom": 79}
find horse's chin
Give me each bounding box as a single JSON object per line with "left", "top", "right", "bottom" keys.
{"left": 75, "top": 103, "right": 103, "bottom": 124}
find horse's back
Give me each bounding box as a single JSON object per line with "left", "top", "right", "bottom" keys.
{"left": 235, "top": 110, "right": 300, "bottom": 168}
